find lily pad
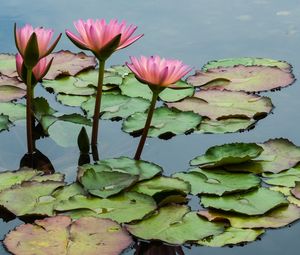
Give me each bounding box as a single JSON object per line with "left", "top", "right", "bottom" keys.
{"left": 0, "top": 115, "right": 10, "bottom": 132}
{"left": 190, "top": 142, "right": 263, "bottom": 167}
{"left": 291, "top": 182, "right": 300, "bottom": 199}
{"left": 81, "top": 93, "right": 150, "bottom": 119}
{"left": 120, "top": 74, "right": 194, "bottom": 102}
{"left": 56, "top": 94, "right": 90, "bottom": 107}
{"left": 198, "top": 227, "right": 264, "bottom": 247}
{"left": 226, "top": 139, "right": 300, "bottom": 174}
{"left": 0, "top": 54, "right": 18, "bottom": 77}
{"left": 126, "top": 205, "right": 224, "bottom": 245}
{"left": 44, "top": 50, "right": 97, "bottom": 80}
{"left": 0, "top": 102, "right": 26, "bottom": 122}
{"left": 122, "top": 107, "right": 202, "bottom": 138}
{"left": 198, "top": 204, "right": 300, "bottom": 229}
{"left": 197, "top": 118, "right": 256, "bottom": 134}
{"left": 131, "top": 176, "right": 191, "bottom": 196}
{"left": 42, "top": 76, "right": 96, "bottom": 96}
{"left": 106, "top": 65, "right": 131, "bottom": 77}
{"left": 0, "top": 85, "right": 26, "bottom": 102}
{"left": 263, "top": 167, "right": 300, "bottom": 187}
{"left": 0, "top": 181, "right": 65, "bottom": 216}
{"left": 201, "top": 187, "right": 288, "bottom": 215}
{"left": 4, "top": 216, "right": 133, "bottom": 255}
{"left": 174, "top": 168, "right": 260, "bottom": 196}
{"left": 55, "top": 192, "right": 157, "bottom": 223}
{"left": 167, "top": 90, "right": 273, "bottom": 120}
{"left": 202, "top": 57, "right": 292, "bottom": 71}
{"left": 187, "top": 65, "right": 295, "bottom": 92}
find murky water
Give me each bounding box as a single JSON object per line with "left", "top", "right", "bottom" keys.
{"left": 1, "top": 0, "right": 300, "bottom": 254}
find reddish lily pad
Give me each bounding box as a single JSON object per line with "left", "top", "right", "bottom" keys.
{"left": 226, "top": 139, "right": 300, "bottom": 174}
{"left": 4, "top": 216, "right": 133, "bottom": 255}
{"left": 44, "top": 50, "right": 97, "bottom": 80}
{"left": 291, "top": 182, "right": 300, "bottom": 199}
{"left": 0, "top": 75, "right": 26, "bottom": 102}
{"left": 187, "top": 65, "right": 295, "bottom": 92}
{"left": 167, "top": 90, "right": 273, "bottom": 120}
{"left": 198, "top": 204, "right": 300, "bottom": 229}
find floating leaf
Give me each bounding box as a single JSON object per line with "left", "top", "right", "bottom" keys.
{"left": 201, "top": 187, "right": 287, "bottom": 215}
{"left": 0, "top": 54, "right": 18, "bottom": 77}
{"left": 202, "top": 57, "right": 291, "bottom": 71}
{"left": 263, "top": 167, "right": 300, "bottom": 187}
{"left": 0, "top": 85, "right": 26, "bottom": 102}
{"left": 122, "top": 107, "right": 202, "bottom": 138}
{"left": 131, "top": 176, "right": 190, "bottom": 196}
{"left": 52, "top": 183, "right": 86, "bottom": 202}
{"left": 33, "top": 97, "right": 56, "bottom": 121}
{"left": 190, "top": 142, "right": 263, "bottom": 167}
{"left": 42, "top": 76, "right": 96, "bottom": 96}
{"left": 0, "top": 115, "right": 10, "bottom": 132}
{"left": 44, "top": 50, "right": 97, "bottom": 79}
{"left": 120, "top": 74, "right": 194, "bottom": 102}
{"left": 197, "top": 118, "right": 256, "bottom": 134}
{"left": 55, "top": 192, "right": 157, "bottom": 223}
{"left": 0, "top": 181, "right": 65, "bottom": 216}
{"left": 4, "top": 216, "right": 133, "bottom": 255}
{"left": 167, "top": 90, "right": 273, "bottom": 120}
{"left": 81, "top": 93, "right": 150, "bottom": 119}
{"left": 126, "top": 205, "right": 224, "bottom": 245}
{"left": 291, "top": 182, "right": 300, "bottom": 199}
{"left": 198, "top": 227, "right": 264, "bottom": 247}
{"left": 199, "top": 204, "right": 300, "bottom": 229}
{"left": 0, "top": 102, "right": 26, "bottom": 122}
{"left": 174, "top": 168, "right": 260, "bottom": 196}
{"left": 56, "top": 94, "right": 90, "bottom": 107}
{"left": 187, "top": 65, "right": 295, "bottom": 92}
{"left": 106, "top": 65, "right": 131, "bottom": 77}
{"left": 226, "top": 139, "right": 300, "bottom": 174}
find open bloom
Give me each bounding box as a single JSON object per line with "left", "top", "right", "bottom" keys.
{"left": 15, "top": 24, "right": 61, "bottom": 67}
{"left": 126, "top": 56, "right": 192, "bottom": 87}
{"left": 66, "top": 19, "right": 143, "bottom": 60}
{"left": 16, "top": 53, "right": 53, "bottom": 83}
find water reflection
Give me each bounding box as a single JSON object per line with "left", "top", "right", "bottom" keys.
{"left": 134, "top": 241, "right": 185, "bottom": 255}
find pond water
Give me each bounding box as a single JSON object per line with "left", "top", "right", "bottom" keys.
{"left": 1, "top": 0, "right": 300, "bottom": 254}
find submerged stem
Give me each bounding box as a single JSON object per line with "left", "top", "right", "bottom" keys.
{"left": 91, "top": 60, "right": 106, "bottom": 154}
{"left": 26, "top": 68, "right": 34, "bottom": 154}
{"left": 134, "top": 90, "right": 159, "bottom": 160}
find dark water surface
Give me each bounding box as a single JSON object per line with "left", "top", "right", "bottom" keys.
{"left": 1, "top": 0, "right": 300, "bottom": 254}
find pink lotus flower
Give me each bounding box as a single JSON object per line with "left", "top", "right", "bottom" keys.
{"left": 126, "top": 56, "right": 192, "bottom": 87}
{"left": 16, "top": 53, "right": 53, "bottom": 83}
{"left": 15, "top": 24, "right": 61, "bottom": 60}
{"left": 66, "top": 19, "right": 143, "bottom": 60}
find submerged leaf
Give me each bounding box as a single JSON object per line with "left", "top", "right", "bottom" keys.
{"left": 187, "top": 65, "right": 295, "bottom": 92}
{"left": 122, "top": 107, "right": 202, "bottom": 138}
{"left": 201, "top": 187, "right": 288, "bottom": 215}
{"left": 126, "top": 205, "right": 224, "bottom": 245}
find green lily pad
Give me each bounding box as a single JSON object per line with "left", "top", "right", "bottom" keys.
{"left": 79, "top": 168, "right": 138, "bottom": 198}
{"left": 187, "top": 65, "right": 295, "bottom": 92}
{"left": 201, "top": 187, "right": 288, "bottom": 215}
{"left": 0, "top": 85, "right": 26, "bottom": 102}
{"left": 120, "top": 74, "right": 194, "bottom": 102}
{"left": 122, "top": 107, "right": 202, "bottom": 138}
{"left": 33, "top": 97, "right": 56, "bottom": 121}
{"left": 167, "top": 90, "right": 273, "bottom": 120}
{"left": 106, "top": 65, "right": 131, "bottom": 77}
{"left": 198, "top": 227, "right": 264, "bottom": 247}
{"left": 81, "top": 93, "right": 150, "bottom": 119}
{"left": 226, "top": 139, "right": 300, "bottom": 174}
{"left": 4, "top": 216, "right": 133, "bottom": 255}
{"left": 52, "top": 183, "right": 86, "bottom": 202}
{"left": 56, "top": 94, "right": 90, "bottom": 107}
{"left": 0, "top": 102, "right": 26, "bottom": 122}
{"left": 44, "top": 50, "right": 97, "bottom": 80}
{"left": 199, "top": 204, "right": 300, "bottom": 229}
{"left": 0, "top": 181, "right": 65, "bottom": 216}
{"left": 202, "top": 57, "right": 291, "bottom": 71}
{"left": 131, "top": 176, "right": 190, "bottom": 196}
{"left": 0, "top": 54, "right": 18, "bottom": 77}
{"left": 79, "top": 157, "right": 162, "bottom": 181}
{"left": 197, "top": 118, "right": 256, "bottom": 134}
{"left": 263, "top": 167, "right": 300, "bottom": 187}
{"left": 42, "top": 76, "right": 96, "bottom": 96}
{"left": 55, "top": 192, "right": 157, "bottom": 223}
{"left": 174, "top": 168, "right": 260, "bottom": 196}
{"left": 190, "top": 142, "right": 263, "bottom": 167}
{"left": 0, "top": 115, "right": 10, "bottom": 132}
{"left": 126, "top": 205, "right": 224, "bottom": 245}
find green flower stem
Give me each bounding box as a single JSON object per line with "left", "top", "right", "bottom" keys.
{"left": 91, "top": 60, "right": 105, "bottom": 155}
{"left": 134, "top": 89, "right": 160, "bottom": 160}
{"left": 26, "top": 68, "right": 34, "bottom": 154}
